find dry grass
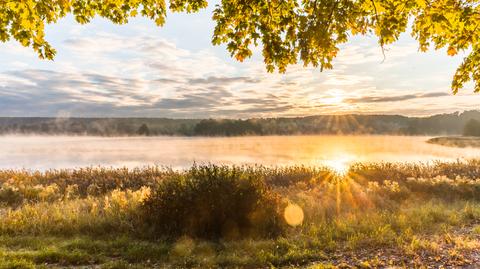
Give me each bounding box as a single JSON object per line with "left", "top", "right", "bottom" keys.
{"left": 0, "top": 162, "right": 480, "bottom": 268}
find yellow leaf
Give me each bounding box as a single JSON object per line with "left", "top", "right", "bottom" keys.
{"left": 447, "top": 47, "right": 457, "bottom": 56}
{"left": 235, "top": 53, "right": 244, "bottom": 62}
{"left": 155, "top": 17, "right": 164, "bottom": 26}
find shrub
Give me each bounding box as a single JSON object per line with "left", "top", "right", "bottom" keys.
{"left": 141, "top": 165, "right": 285, "bottom": 239}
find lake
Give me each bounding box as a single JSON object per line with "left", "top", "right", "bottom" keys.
{"left": 1, "top": 135, "right": 480, "bottom": 171}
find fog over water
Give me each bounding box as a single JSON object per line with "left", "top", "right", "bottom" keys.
{"left": 2, "top": 135, "right": 480, "bottom": 170}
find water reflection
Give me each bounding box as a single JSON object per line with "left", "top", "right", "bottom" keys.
{"left": 1, "top": 135, "right": 479, "bottom": 170}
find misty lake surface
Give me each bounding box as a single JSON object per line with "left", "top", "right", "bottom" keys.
{"left": 2, "top": 135, "right": 480, "bottom": 170}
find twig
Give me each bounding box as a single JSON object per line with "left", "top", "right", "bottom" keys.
{"left": 370, "top": 0, "right": 386, "bottom": 62}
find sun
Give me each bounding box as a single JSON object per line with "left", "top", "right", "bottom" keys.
{"left": 325, "top": 90, "right": 345, "bottom": 105}
{"left": 324, "top": 155, "right": 352, "bottom": 175}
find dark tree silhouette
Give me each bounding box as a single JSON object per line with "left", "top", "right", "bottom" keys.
{"left": 2, "top": 111, "right": 480, "bottom": 136}
{"left": 137, "top": 123, "right": 150, "bottom": 136}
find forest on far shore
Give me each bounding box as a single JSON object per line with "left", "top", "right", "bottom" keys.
{"left": 1, "top": 110, "right": 480, "bottom": 137}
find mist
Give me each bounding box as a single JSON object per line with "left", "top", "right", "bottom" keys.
{"left": 2, "top": 135, "right": 480, "bottom": 171}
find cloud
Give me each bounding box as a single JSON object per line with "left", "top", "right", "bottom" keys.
{"left": 334, "top": 42, "right": 418, "bottom": 67}
{"left": 345, "top": 92, "right": 450, "bottom": 103}
{"left": 188, "top": 76, "right": 261, "bottom": 85}
{"left": 1, "top": 17, "right": 478, "bottom": 118}
{"left": 322, "top": 74, "right": 374, "bottom": 86}
{"left": 0, "top": 32, "right": 330, "bottom": 118}
{"left": 0, "top": 68, "right": 296, "bottom": 118}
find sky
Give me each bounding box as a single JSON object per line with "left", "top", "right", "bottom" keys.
{"left": 0, "top": 3, "right": 479, "bottom": 118}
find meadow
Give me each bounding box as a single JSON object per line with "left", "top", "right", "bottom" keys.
{"left": 0, "top": 162, "right": 480, "bottom": 268}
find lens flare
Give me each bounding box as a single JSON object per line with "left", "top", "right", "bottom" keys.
{"left": 284, "top": 203, "right": 304, "bottom": 226}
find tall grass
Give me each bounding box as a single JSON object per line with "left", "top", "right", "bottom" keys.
{"left": 0, "top": 162, "right": 480, "bottom": 267}
{"left": 1, "top": 162, "right": 480, "bottom": 236}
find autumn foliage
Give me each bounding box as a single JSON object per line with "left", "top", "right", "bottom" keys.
{"left": 0, "top": 0, "right": 479, "bottom": 92}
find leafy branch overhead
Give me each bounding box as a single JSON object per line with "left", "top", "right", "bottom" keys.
{"left": 0, "top": 0, "right": 479, "bottom": 93}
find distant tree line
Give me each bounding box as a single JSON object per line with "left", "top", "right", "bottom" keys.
{"left": 463, "top": 119, "right": 480, "bottom": 137}
{"left": 1, "top": 110, "right": 480, "bottom": 137}
{"left": 0, "top": 118, "right": 199, "bottom": 136}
